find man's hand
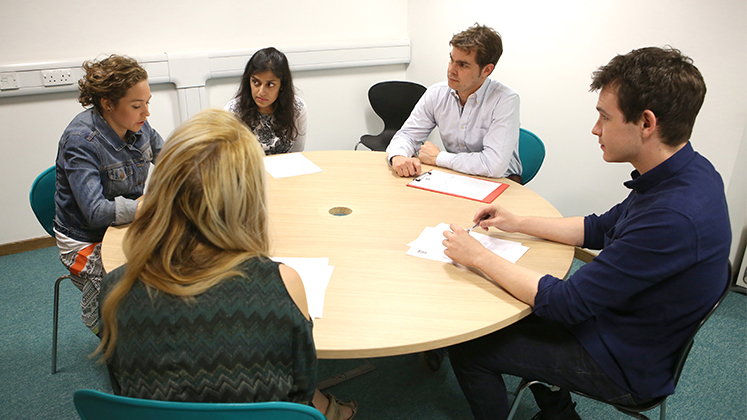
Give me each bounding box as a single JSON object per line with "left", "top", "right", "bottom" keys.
{"left": 442, "top": 224, "right": 489, "bottom": 267}
{"left": 475, "top": 205, "right": 586, "bottom": 247}
{"left": 418, "top": 141, "right": 440, "bottom": 165}
{"left": 444, "top": 222, "right": 541, "bottom": 306}
{"left": 391, "top": 156, "right": 422, "bottom": 177}
{"left": 473, "top": 204, "right": 521, "bottom": 232}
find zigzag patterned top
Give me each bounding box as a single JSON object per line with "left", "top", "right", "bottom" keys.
{"left": 102, "top": 257, "right": 317, "bottom": 403}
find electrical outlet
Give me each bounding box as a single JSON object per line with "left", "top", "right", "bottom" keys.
{"left": 42, "top": 69, "right": 73, "bottom": 86}
{"left": 0, "top": 72, "right": 19, "bottom": 90}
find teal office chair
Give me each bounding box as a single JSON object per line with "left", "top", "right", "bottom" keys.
{"left": 29, "top": 166, "right": 57, "bottom": 237}
{"left": 29, "top": 165, "right": 82, "bottom": 374}
{"left": 506, "top": 263, "right": 733, "bottom": 420}
{"left": 73, "top": 389, "right": 327, "bottom": 420}
{"left": 518, "top": 128, "right": 546, "bottom": 185}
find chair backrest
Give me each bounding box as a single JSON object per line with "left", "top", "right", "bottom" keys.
{"left": 577, "top": 262, "right": 734, "bottom": 417}
{"left": 368, "top": 80, "right": 427, "bottom": 132}
{"left": 358, "top": 81, "right": 427, "bottom": 151}
{"left": 29, "top": 166, "right": 57, "bottom": 237}
{"left": 508, "top": 262, "right": 734, "bottom": 420}
{"left": 671, "top": 262, "right": 733, "bottom": 387}
{"left": 74, "top": 389, "right": 326, "bottom": 420}
{"left": 518, "top": 128, "right": 545, "bottom": 185}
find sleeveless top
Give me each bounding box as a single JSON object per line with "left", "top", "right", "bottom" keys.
{"left": 102, "top": 257, "right": 317, "bottom": 403}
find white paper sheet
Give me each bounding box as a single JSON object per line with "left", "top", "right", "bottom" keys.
{"left": 408, "top": 170, "right": 503, "bottom": 201}
{"left": 407, "top": 223, "right": 529, "bottom": 264}
{"left": 272, "top": 257, "right": 333, "bottom": 319}
{"left": 264, "top": 153, "right": 323, "bottom": 178}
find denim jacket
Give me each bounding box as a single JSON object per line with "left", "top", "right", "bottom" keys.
{"left": 54, "top": 108, "right": 164, "bottom": 243}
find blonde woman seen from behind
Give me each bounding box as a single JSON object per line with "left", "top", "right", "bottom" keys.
{"left": 96, "top": 109, "right": 355, "bottom": 419}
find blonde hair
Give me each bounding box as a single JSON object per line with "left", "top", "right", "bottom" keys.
{"left": 96, "top": 108, "right": 269, "bottom": 360}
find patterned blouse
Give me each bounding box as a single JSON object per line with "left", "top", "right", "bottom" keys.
{"left": 225, "top": 96, "right": 307, "bottom": 155}
{"left": 102, "top": 257, "right": 317, "bottom": 403}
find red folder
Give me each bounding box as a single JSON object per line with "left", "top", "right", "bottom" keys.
{"left": 407, "top": 170, "right": 509, "bottom": 203}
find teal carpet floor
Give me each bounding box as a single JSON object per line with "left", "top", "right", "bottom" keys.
{"left": 1, "top": 246, "right": 745, "bottom": 419}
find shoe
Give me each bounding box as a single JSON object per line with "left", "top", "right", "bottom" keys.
{"left": 324, "top": 393, "right": 357, "bottom": 420}
{"left": 422, "top": 350, "right": 444, "bottom": 372}
{"left": 530, "top": 402, "right": 581, "bottom": 420}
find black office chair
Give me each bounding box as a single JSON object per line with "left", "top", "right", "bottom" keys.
{"left": 506, "top": 262, "right": 734, "bottom": 420}
{"left": 356, "top": 81, "right": 427, "bottom": 151}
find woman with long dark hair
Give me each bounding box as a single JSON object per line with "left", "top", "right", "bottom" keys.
{"left": 226, "top": 47, "right": 307, "bottom": 154}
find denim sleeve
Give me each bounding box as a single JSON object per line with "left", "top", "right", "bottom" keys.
{"left": 535, "top": 209, "right": 697, "bottom": 325}
{"left": 114, "top": 196, "right": 138, "bottom": 225}
{"left": 61, "top": 134, "right": 118, "bottom": 229}
{"left": 146, "top": 123, "right": 165, "bottom": 162}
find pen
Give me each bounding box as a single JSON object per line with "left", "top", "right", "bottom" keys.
{"left": 466, "top": 215, "right": 490, "bottom": 232}
{"left": 413, "top": 170, "right": 432, "bottom": 181}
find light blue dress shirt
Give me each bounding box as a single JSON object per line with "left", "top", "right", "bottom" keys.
{"left": 386, "top": 78, "right": 521, "bottom": 178}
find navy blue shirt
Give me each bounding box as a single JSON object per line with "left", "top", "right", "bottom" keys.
{"left": 534, "top": 142, "right": 730, "bottom": 399}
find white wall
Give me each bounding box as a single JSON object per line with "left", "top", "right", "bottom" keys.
{"left": 729, "top": 122, "right": 747, "bottom": 287}
{"left": 0, "top": 0, "right": 409, "bottom": 243}
{"left": 408, "top": 0, "right": 747, "bottom": 263}
{"left": 2, "top": 0, "right": 746, "bottom": 267}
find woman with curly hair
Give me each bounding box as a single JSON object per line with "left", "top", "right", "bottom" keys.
{"left": 225, "top": 47, "right": 307, "bottom": 154}
{"left": 54, "top": 54, "right": 164, "bottom": 334}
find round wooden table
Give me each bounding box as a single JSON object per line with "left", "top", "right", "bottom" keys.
{"left": 102, "top": 150, "right": 573, "bottom": 359}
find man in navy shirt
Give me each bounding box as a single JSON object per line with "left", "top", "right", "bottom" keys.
{"left": 442, "top": 47, "right": 731, "bottom": 420}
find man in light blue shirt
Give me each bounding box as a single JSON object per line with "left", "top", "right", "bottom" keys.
{"left": 387, "top": 24, "right": 522, "bottom": 181}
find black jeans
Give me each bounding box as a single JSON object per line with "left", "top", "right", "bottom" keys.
{"left": 449, "top": 314, "right": 642, "bottom": 420}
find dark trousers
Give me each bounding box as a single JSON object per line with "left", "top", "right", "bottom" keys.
{"left": 449, "top": 314, "right": 641, "bottom": 420}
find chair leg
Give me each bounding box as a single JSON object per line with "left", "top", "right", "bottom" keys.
{"left": 659, "top": 400, "right": 666, "bottom": 420}
{"left": 316, "top": 359, "right": 376, "bottom": 390}
{"left": 52, "top": 275, "right": 66, "bottom": 374}
{"left": 506, "top": 379, "right": 529, "bottom": 420}
{"left": 507, "top": 379, "right": 560, "bottom": 420}
{"left": 512, "top": 376, "right": 662, "bottom": 420}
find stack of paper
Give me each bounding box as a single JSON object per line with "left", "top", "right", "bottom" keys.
{"left": 264, "top": 153, "right": 323, "bottom": 178}
{"left": 271, "top": 257, "right": 334, "bottom": 319}
{"left": 406, "top": 222, "right": 529, "bottom": 264}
